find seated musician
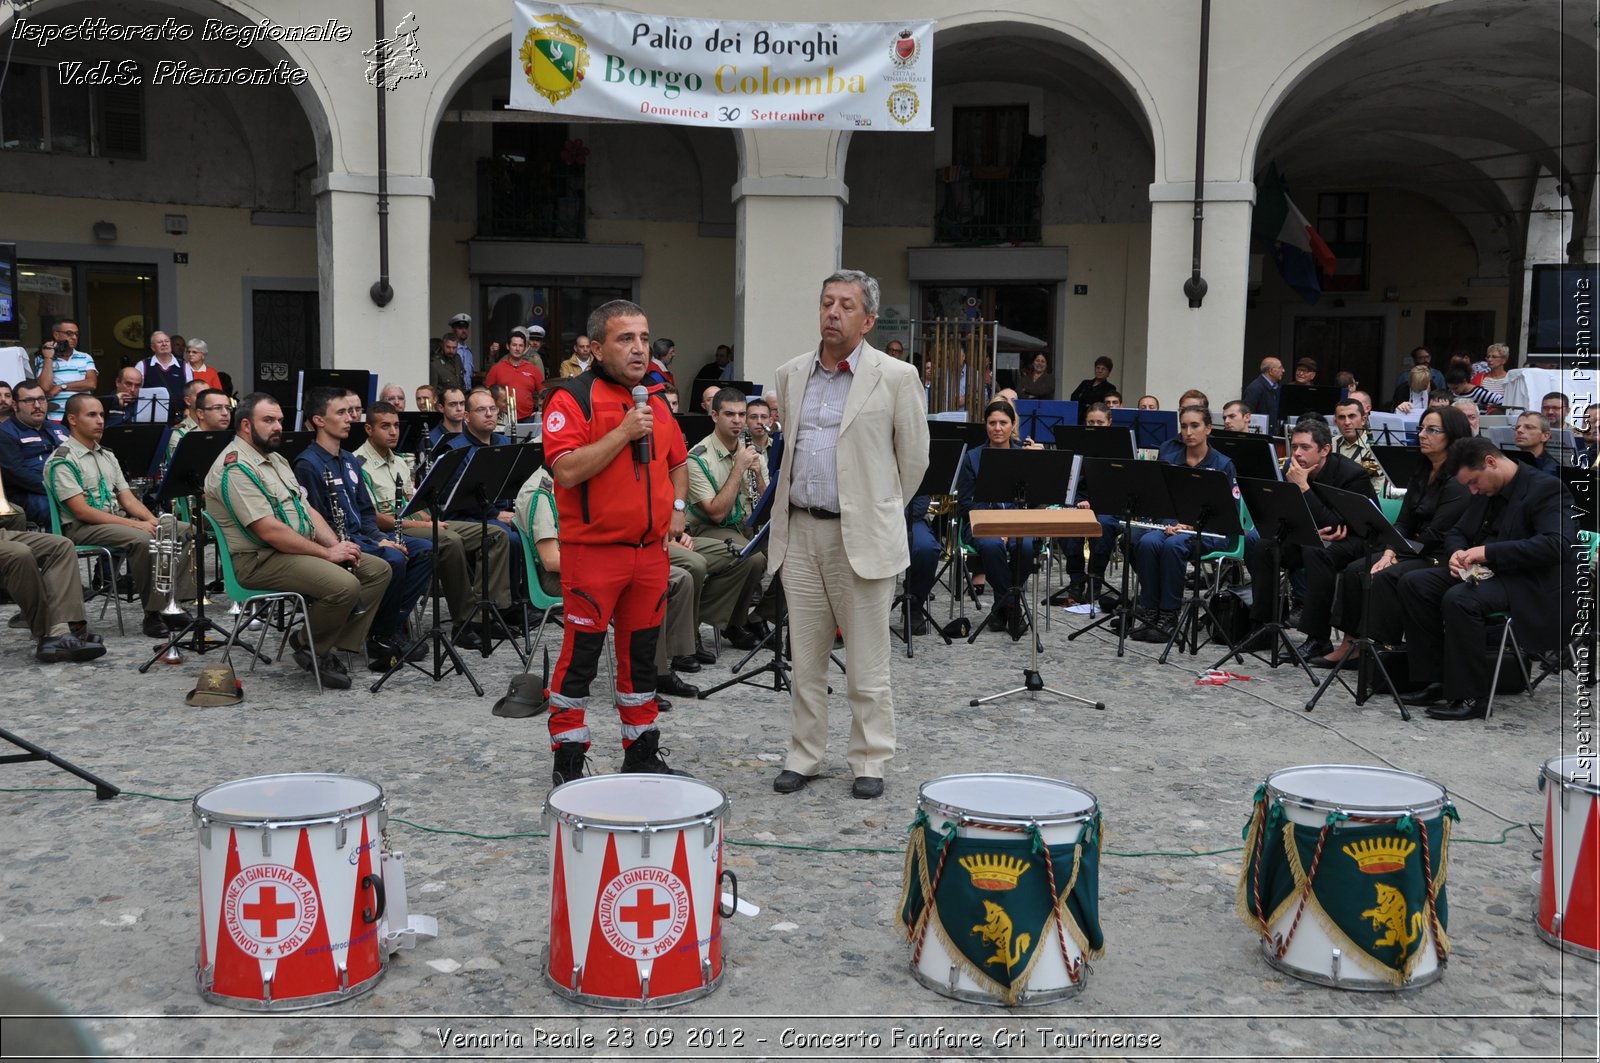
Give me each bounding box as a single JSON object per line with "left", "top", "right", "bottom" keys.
{"left": 444, "top": 388, "right": 525, "bottom": 616}
{"left": 1512, "top": 412, "right": 1561, "bottom": 476}
{"left": 1308, "top": 406, "right": 1472, "bottom": 668}
{"left": 1331, "top": 397, "right": 1387, "bottom": 497}
{"left": 1396, "top": 435, "right": 1578, "bottom": 719}
{"left": 0, "top": 380, "right": 68, "bottom": 526}
{"left": 1057, "top": 401, "right": 1120, "bottom": 605}
{"left": 160, "top": 380, "right": 208, "bottom": 467}
{"left": 685, "top": 386, "right": 770, "bottom": 650}
{"left": 355, "top": 401, "right": 509, "bottom": 650}
{"left": 904, "top": 492, "right": 940, "bottom": 634}
{"left": 426, "top": 386, "right": 467, "bottom": 449}
{"left": 294, "top": 387, "right": 433, "bottom": 671}
{"left": 103, "top": 366, "right": 145, "bottom": 426}
{"left": 0, "top": 468, "right": 106, "bottom": 662}
{"left": 1244, "top": 416, "right": 1376, "bottom": 659}
{"left": 47, "top": 394, "right": 197, "bottom": 639}
{"left": 746, "top": 396, "right": 781, "bottom": 481}
{"left": 1122, "top": 404, "right": 1236, "bottom": 643}
{"left": 205, "top": 393, "right": 391, "bottom": 690}
{"left": 955, "top": 399, "right": 1040, "bottom": 638}
{"left": 512, "top": 466, "right": 700, "bottom": 707}
{"left": 1220, "top": 400, "right": 1253, "bottom": 433}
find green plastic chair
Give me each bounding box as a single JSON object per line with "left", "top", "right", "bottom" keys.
{"left": 1201, "top": 500, "right": 1253, "bottom": 593}
{"left": 1379, "top": 495, "right": 1403, "bottom": 524}
{"left": 42, "top": 474, "right": 126, "bottom": 635}
{"left": 203, "top": 512, "right": 321, "bottom": 692}
{"left": 514, "top": 491, "right": 615, "bottom": 687}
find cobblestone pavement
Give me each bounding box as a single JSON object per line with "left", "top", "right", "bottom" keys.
{"left": 1, "top": 589, "right": 1596, "bottom": 1061}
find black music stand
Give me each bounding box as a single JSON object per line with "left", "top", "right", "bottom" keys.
{"left": 1154, "top": 465, "right": 1244, "bottom": 664}
{"left": 1053, "top": 425, "right": 1136, "bottom": 463}
{"left": 103, "top": 422, "right": 166, "bottom": 512}
{"left": 1211, "top": 479, "right": 1321, "bottom": 682}
{"left": 1210, "top": 434, "right": 1282, "bottom": 483}
{"left": 395, "top": 411, "right": 442, "bottom": 453}
{"left": 1109, "top": 408, "right": 1178, "bottom": 449}
{"left": 1279, "top": 384, "right": 1341, "bottom": 421}
{"left": 1068, "top": 457, "right": 1171, "bottom": 656}
{"left": 372, "top": 446, "right": 479, "bottom": 694}
{"left": 892, "top": 439, "right": 965, "bottom": 656}
{"left": 1302, "top": 484, "right": 1415, "bottom": 720}
{"left": 278, "top": 431, "right": 315, "bottom": 457}
{"left": 928, "top": 419, "right": 988, "bottom": 450}
{"left": 445, "top": 443, "right": 538, "bottom": 665}
{"left": 139, "top": 430, "right": 251, "bottom": 672}
{"left": 1370, "top": 445, "right": 1419, "bottom": 491}
{"left": 963, "top": 449, "right": 1104, "bottom": 713}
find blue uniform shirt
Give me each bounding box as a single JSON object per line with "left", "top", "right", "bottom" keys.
{"left": 0, "top": 416, "right": 68, "bottom": 526}
{"left": 292, "top": 442, "right": 384, "bottom": 551}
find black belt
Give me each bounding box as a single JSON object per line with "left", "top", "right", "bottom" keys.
{"left": 792, "top": 504, "right": 840, "bottom": 520}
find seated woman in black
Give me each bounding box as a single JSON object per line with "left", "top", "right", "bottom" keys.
{"left": 956, "top": 399, "right": 1037, "bottom": 636}
{"left": 1310, "top": 405, "right": 1472, "bottom": 666}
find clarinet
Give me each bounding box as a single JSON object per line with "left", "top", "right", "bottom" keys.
{"left": 323, "top": 468, "right": 366, "bottom": 616}
{"left": 740, "top": 428, "right": 761, "bottom": 521}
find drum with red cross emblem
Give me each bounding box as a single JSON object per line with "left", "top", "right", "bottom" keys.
{"left": 193, "top": 774, "right": 389, "bottom": 1010}
{"left": 543, "top": 775, "right": 733, "bottom": 1007}
{"left": 1537, "top": 756, "right": 1600, "bottom": 960}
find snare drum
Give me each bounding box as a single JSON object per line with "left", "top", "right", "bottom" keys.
{"left": 193, "top": 773, "right": 388, "bottom": 1010}
{"left": 543, "top": 775, "right": 733, "bottom": 1008}
{"left": 1239, "top": 764, "right": 1454, "bottom": 990}
{"left": 1536, "top": 755, "right": 1600, "bottom": 959}
{"left": 900, "top": 774, "right": 1104, "bottom": 1006}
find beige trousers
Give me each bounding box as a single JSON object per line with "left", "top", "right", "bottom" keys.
{"left": 782, "top": 511, "right": 896, "bottom": 779}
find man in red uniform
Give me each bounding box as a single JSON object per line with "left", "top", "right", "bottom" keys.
{"left": 538, "top": 299, "right": 692, "bottom": 784}
{"left": 483, "top": 327, "right": 545, "bottom": 424}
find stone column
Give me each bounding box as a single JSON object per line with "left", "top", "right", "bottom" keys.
{"left": 312, "top": 173, "right": 434, "bottom": 384}
{"left": 732, "top": 130, "right": 851, "bottom": 387}
{"left": 1143, "top": 181, "right": 1255, "bottom": 402}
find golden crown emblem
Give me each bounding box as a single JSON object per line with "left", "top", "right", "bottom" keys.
{"left": 1342, "top": 836, "right": 1416, "bottom": 874}
{"left": 958, "top": 853, "right": 1030, "bottom": 891}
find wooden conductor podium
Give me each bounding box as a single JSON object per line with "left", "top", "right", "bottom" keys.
{"left": 969, "top": 509, "right": 1103, "bottom": 539}
{"left": 967, "top": 507, "right": 1107, "bottom": 713}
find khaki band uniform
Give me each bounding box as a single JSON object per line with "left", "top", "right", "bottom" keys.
{"left": 684, "top": 434, "right": 766, "bottom": 630}
{"left": 166, "top": 415, "right": 198, "bottom": 464}
{"left": 355, "top": 440, "right": 511, "bottom": 617}
{"left": 47, "top": 436, "right": 196, "bottom": 611}
{"left": 1334, "top": 432, "right": 1388, "bottom": 497}
{"left": 0, "top": 471, "right": 85, "bottom": 638}
{"left": 205, "top": 437, "right": 389, "bottom": 654}
{"left": 516, "top": 469, "right": 697, "bottom": 671}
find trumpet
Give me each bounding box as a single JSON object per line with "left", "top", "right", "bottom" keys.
{"left": 502, "top": 387, "right": 519, "bottom": 432}
{"left": 152, "top": 515, "right": 185, "bottom": 664}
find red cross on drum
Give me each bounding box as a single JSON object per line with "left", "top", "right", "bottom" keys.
{"left": 543, "top": 775, "right": 734, "bottom": 1008}
{"left": 192, "top": 774, "right": 389, "bottom": 1010}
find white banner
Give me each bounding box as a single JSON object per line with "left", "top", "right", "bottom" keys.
{"left": 509, "top": 2, "right": 933, "bottom": 131}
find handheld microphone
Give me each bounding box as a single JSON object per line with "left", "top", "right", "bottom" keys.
{"left": 631, "top": 385, "right": 653, "bottom": 463}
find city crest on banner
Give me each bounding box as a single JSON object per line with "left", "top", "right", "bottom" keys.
{"left": 520, "top": 15, "right": 589, "bottom": 104}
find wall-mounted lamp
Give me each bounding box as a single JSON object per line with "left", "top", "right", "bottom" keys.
{"left": 92, "top": 221, "right": 118, "bottom": 242}
{"left": 164, "top": 214, "right": 188, "bottom": 235}
{"left": 1453, "top": 296, "right": 1470, "bottom": 307}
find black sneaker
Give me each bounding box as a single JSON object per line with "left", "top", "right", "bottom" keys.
{"left": 621, "top": 729, "right": 692, "bottom": 776}
{"left": 552, "top": 741, "right": 589, "bottom": 786}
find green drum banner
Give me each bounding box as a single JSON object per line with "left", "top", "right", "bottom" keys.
{"left": 1237, "top": 792, "right": 1457, "bottom": 985}
{"left": 510, "top": 2, "right": 934, "bottom": 130}
{"left": 899, "top": 815, "right": 1104, "bottom": 1005}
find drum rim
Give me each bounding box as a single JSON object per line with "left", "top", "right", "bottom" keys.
{"left": 192, "top": 772, "right": 386, "bottom": 829}
{"left": 1263, "top": 763, "right": 1448, "bottom": 817}
{"left": 1541, "top": 755, "right": 1600, "bottom": 797}
{"left": 918, "top": 773, "right": 1099, "bottom": 827}
{"left": 543, "top": 775, "right": 730, "bottom": 833}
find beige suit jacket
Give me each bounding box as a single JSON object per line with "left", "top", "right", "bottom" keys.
{"left": 768, "top": 340, "right": 930, "bottom": 580}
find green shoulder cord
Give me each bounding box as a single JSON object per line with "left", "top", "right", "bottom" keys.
{"left": 47, "top": 454, "right": 113, "bottom": 514}
{"left": 220, "top": 460, "right": 311, "bottom": 547}
{"left": 534, "top": 485, "right": 558, "bottom": 534}
{"left": 688, "top": 452, "right": 740, "bottom": 527}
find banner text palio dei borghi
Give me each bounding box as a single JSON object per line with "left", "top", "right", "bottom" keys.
{"left": 509, "top": 2, "right": 933, "bottom": 130}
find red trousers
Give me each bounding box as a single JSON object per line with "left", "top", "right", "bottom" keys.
{"left": 547, "top": 541, "right": 669, "bottom": 750}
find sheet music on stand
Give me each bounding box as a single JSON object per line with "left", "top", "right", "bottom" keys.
{"left": 132, "top": 388, "right": 171, "bottom": 424}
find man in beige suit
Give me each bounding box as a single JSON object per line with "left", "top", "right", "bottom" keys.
{"left": 769, "top": 269, "right": 930, "bottom": 799}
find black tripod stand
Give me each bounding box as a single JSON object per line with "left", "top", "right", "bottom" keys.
{"left": 0, "top": 727, "right": 118, "bottom": 799}
{"left": 1068, "top": 457, "right": 1166, "bottom": 657}
{"left": 140, "top": 430, "right": 256, "bottom": 673}
{"left": 1153, "top": 465, "right": 1244, "bottom": 664}
{"left": 372, "top": 445, "right": 480, "bottom": 694}
{"left": 445, "top": 443, "right": 538, "bottom": 667}
{"left": 1302, "top": 485, "right": 1411, "bottom": 720}
{"left": 1210, "top": 479, "right": 1319, "bottom": 683}
{"left": 891, "top": 439, "right": 966, "bottom": 657}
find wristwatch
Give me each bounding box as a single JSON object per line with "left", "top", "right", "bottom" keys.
{"left": 672, "top": 498, "right": 686, "bottom": 512}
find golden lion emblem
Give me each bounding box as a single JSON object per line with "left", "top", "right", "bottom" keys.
{"left": 1362, "top": 882, "right": 1424, "bottom": 950}
{"left": 972, "top": 899, "right": 1030, "bottom": 971}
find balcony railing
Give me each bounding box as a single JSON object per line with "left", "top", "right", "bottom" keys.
{"left": 476, "top": 157, "right": 585, "bottom": 240}
{"left": 933, "top": 167, "right": 1042, "bottom": 244}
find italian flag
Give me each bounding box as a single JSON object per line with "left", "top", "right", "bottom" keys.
{"left": 1254, "top": 163, "right": 1338, "bottom": 303}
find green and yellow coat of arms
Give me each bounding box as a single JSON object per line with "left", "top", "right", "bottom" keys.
{"left": 520, "top": 15, "right": 589, "bottom": 105}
